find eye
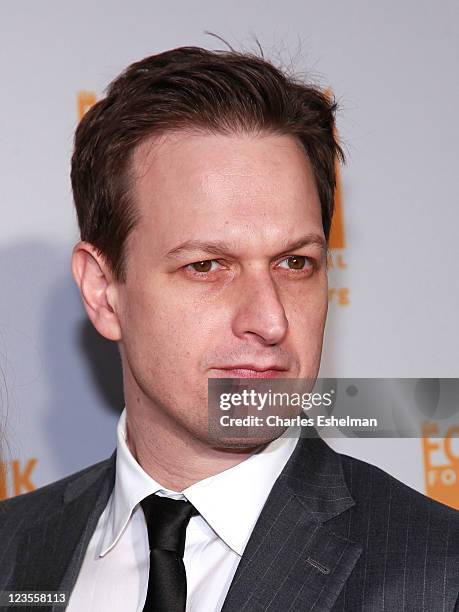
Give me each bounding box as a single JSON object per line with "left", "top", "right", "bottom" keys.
{"left": 278, "top": 255, "right": 313, "bottom": 271}
{"left": 186, "top": 260, "right": 220, "bottom": 274}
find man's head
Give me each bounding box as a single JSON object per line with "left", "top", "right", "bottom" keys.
{"left": 71, "top": 46, "right": 343, "bottom": 448}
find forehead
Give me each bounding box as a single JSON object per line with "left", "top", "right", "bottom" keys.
{"left": 130, "top": 130, "right": 323, "bottom": 254}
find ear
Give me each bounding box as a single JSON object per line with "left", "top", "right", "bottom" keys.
{"left": 71, "top": 242, "right": 122, "bottom": 341}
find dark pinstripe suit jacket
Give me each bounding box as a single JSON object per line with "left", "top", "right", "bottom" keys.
{"left": 0, "top": 434, "right": 458, "bottom": 611}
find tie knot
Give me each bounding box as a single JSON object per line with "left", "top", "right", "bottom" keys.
{"left": 140, "top": 494, "right": 198, "bottom": 558}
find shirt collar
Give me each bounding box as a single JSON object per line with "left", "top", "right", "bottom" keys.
{"left": 100, "top": 408, "right": 300, "bottom": 557}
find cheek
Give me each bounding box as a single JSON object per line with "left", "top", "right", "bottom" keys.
{"left": 289, "top": 306, "right": 327, "bottom": 346}
{"left": 121, "top": 284, "right": 224, "bottom": 363}
{"left": 287, "top": 274, "right": 328, "bottom": 323}
{"left": 284, "top": 282, "right": 328, "bottom": 352}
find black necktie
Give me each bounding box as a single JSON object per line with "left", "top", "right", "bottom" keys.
{"left": 140, "top": 494, "right": 198, "bottom": 612}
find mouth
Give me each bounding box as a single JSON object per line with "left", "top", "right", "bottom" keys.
{"left": 210, "top": 365, "right": 289, "bottom": 379}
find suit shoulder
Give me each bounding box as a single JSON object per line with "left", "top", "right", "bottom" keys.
{"left": 332, "top": 452, "right": 458, "bottom": 611}
{"left": 339, "top": 451, "right": 459, "bottom": 524}
{"left": 0, "top": 455, "right": 114, "bottom": 519}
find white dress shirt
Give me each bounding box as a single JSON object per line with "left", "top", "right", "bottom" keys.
{"left": 67, "top": 410, "right": 300, "bottom": 612}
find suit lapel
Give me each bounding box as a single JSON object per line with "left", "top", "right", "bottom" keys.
{"left": 8, "top": 453, "right": 116, "bottom": 610}
{"left": 221, "top": 435, "right": 362, "bottom": 612}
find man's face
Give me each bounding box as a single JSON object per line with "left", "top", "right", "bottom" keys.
{"left": 116, "top": 131, "right": 328, "bottom": 446}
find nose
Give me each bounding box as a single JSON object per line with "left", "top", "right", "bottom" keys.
{"left": 231, "top": 269, "right": 289, "bottom": 346}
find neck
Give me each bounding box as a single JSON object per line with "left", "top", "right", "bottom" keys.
{"left": 124, "top": 387, "right": 263, "bottom": 492}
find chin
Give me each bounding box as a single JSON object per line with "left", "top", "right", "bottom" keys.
{"left": 207, "top": 428, "right": 287, "bottom": 450}
{"left": 208, "top": 437, "right": 278, "bottom": 451}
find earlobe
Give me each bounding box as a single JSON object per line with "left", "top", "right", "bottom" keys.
{"left": 71, "top": 242, "right": 122, "bottom": 341}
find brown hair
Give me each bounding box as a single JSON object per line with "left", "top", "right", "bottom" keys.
{"left": 71, "top": 46, "right": 344, "bottom": 281}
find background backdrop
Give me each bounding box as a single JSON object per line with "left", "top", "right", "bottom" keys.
{"left": 1, "top": 0, "right": 458, "bottom": 508}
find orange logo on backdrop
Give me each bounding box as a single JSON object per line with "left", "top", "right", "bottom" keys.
{"left": 422, "top": 423, "right": 459, "bottom": 510}
{"left": 325, "top": 87, "right": 345, "bottom": 250}
{"left": 327, "top": 165, "right": 349, "bottom": 306}
{"left": 0, "top": 458, "right": 38, "bottom": 500}
{"left": 77, "top": 91, "right": 97, "bottom": 120}
{"left": 329, "top": 169, "right": 345, "bottom": 249}
{"left": 324, "top": 87, "right": 349, "bottom": 307}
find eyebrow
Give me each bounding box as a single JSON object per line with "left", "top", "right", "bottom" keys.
{"left": 164, "top": 233, "right": 327, "bottom": 260}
